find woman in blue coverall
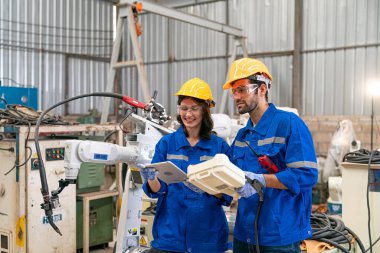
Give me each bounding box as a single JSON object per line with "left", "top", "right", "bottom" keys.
{"left": 140, "top": 77, "right": 232, "bottom": 253}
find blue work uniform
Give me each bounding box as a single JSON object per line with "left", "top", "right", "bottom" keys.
{"left": 143, "top": 126, "right": 232, "bottom": 253}
{"left": 230, "top": 104, "right": 318, "bottom": 246}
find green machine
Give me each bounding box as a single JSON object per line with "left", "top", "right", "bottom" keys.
{"left": 76, "top": 135, "right": 114, "bottom": 250}
{"left": 76, "top": 197, "right": 114, "bottom": 249}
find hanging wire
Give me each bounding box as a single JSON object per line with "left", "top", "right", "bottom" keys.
{"left": 119, "top": 107, "right": 135, "bottom": 133}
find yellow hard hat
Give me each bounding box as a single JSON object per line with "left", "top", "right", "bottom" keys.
{"left": 223, "top": 58, "right": 273, "bottom": 90}
{"left": 175, "top": 78, "right": 215, "bottom": 107}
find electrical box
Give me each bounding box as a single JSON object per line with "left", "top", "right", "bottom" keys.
{"left": 341, "top": 162, "right": 380, "bottom": 253}
{"left": 0, "top": 86, "right": 38, "bottom": 110}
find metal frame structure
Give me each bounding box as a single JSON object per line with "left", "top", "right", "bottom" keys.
{"left": 100, "top": 0, "right": 249, "bottom": 122}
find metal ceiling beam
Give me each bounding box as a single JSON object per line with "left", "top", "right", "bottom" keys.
{"left": 118, "top": 0, "right": 244, "bottom": 37}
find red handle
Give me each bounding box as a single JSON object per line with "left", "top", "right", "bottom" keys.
{"left": 122, "top": 95, "right": 146, "bottom": 110}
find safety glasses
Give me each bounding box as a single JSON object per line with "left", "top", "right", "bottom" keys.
{"left": 230, "top": 84, "right": 258, "bottom": 97}
{"left": 177, "top": 105, "right": 201, "bottom": 115}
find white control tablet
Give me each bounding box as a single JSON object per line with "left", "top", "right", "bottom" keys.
{"left": 144, "top": 161, "right": 187, "bottom": 184}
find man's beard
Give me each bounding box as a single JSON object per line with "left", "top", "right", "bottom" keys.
{"left": 237, "top": 100, "right": 258, "bottom": 114}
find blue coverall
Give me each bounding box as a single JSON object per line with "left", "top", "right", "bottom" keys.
{"left": 143, "top": 126, "right": 232, "bottom": 253}
{"left": 230, "top": 104, "right": 318, "bottom": 246}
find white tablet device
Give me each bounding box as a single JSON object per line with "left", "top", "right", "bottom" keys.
{"left": 144, "top": 161, "right": 187, "bottom": 184}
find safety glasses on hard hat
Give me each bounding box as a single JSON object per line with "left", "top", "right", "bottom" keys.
{"left": 249, "top": 74, "right": 272, "bottom": 89}
{"left": 230, "top": 84, "right": 258, "bottom": 97}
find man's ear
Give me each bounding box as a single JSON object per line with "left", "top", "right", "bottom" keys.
{"left": 258, "top": 83, "right": 267, "bottom": 95}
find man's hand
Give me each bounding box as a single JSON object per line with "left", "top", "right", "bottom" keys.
{"left": 236, "top": 172, "right": 266, "bottom": 198}
{"left": 138, "top": 164, "right": 158, "bottom": 181}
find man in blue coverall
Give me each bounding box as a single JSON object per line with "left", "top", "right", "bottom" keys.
{"left": 224, "top": 58, "right": 318, "bottom": 253}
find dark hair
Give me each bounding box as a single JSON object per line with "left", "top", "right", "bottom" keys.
{"left": 176, "top": 95, "right": 213, "bottom": 140}
{"left": 249, "top": 74, "right": 269, "bottom": 101}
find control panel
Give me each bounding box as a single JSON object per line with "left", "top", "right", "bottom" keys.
{"left": 46, "top": 147, "right": 65, "bottom": 161}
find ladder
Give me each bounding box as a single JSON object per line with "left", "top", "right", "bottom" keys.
{"left": 100, "top": 3, "right": 150, "bottom": 123}
{"left": 100, "top": 0, "right": 250, "bottom": 122}
{"left": 218, "top": 37, "right": 249, "bottom": 115}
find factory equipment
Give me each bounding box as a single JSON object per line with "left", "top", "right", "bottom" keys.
{"left": 0, "top": 124, "right": 123, "bottom": 253}
{"left": 60, "top": 114, "right": 173, "bottom": 253}
{"left": 76, "top": 197, "right": 114, "bottom": 249}
{"left": 75, "top": 135, "right": 114, "bottom": 250}
{"left": 29, "top": 89, "right": 247, "bottom": 252}
{"left": 341, "top": 162, "right": 380, "bottom": 252}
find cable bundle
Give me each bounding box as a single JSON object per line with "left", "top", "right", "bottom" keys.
{"left": 310, "top": 213, "right": 365, "bottom": 253}
{"left": 343, "top": 149, "right": 380, "bottom": 164}
{"left": 0, "top": 104, "right": 68, "bottom": 125}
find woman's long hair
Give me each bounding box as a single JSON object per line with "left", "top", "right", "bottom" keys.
{"left": 176, "top": 96, "right": 214, "bottom": 140}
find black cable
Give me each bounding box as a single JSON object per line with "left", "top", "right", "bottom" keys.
{"left": 0, "top": 147, "right": 14, "bottom": 152}
{"left": 0, "top": 97, "right": 8, "bottom": 105}
{"left": 311, "top": 214, "right": 351, "bottom": 246}
{"left": 367, "top": 151, "right": 374, "bottom": 253}
{"left": 119, "top": 108, "right": 134, "bottom": 133}
{"left": 244, "top": 177, "right": 264, "bottom": 253}
{"left": 4, "top": 147, "right": 32, "bottom": 176}
{"left": 310, "top": 213, "right": 365, "bottom": 253}
{"left": 4, "top": 122, "right": 32, "bottom": 176}
{"left": 104, "top": 130, "right": 118, "bottom": 142}
{"left": 345, "top": 225, "right": 366, "bottom": 253}
{"left": 343, "top": 149, "right": 380, "bottom": 164}
{"left": 366, "top": 235, "right": 380, "bottom": 252}
{"left": 34, "top": 92, "right": 126, "bottom": 235}
{"left": 0, "top": 104, "right": 68, "bottom": 125}
{"left": 254, "top": 201, "right": 263, "bottom": 253}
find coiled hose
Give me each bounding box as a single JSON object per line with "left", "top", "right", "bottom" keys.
{"left": 310, "top": 213, "right": 365, "bottom": 253}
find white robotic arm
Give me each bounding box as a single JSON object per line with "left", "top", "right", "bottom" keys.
{"left": 63, "top": 140, "right": 139, "bottom": 181}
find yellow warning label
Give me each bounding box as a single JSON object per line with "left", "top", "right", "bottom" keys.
{"left": 139, "top": 236, "right": 147, "bottom": 246}
{"left": 16, "top": 215, "right": 25, "bottom": 247}
{"left": 130, "top": 166, "right": 140, "bottom": 172}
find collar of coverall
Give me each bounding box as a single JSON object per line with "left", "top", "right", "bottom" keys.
{"left": 175, "top": 125, "right": 213, "bottom": 151}
{"left": 244, "top": 103, "right": 277, "bottom": 136}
